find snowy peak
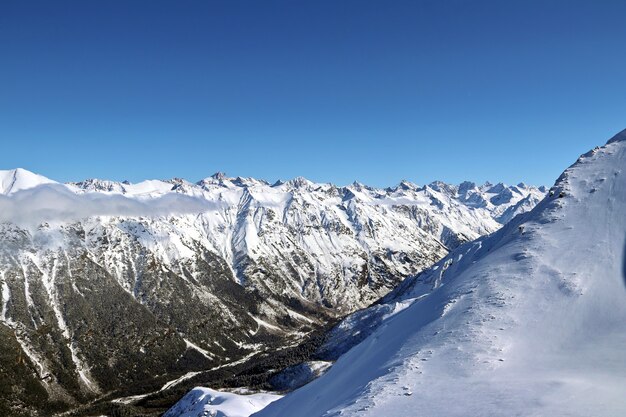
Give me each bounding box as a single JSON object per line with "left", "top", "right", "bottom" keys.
{"left": 68, "top": 178, "right": 176, "bottom": 197}
{"left": 0, "top": 168, "right": 56, "bottom": 195}
{"left": 282, "top": 176, "right": 316, "bottom": 190}
{"left": 395, "top": 180, "right": 420, "bottom": 191}
{"left": 427, "top": 180, "right": 456, "bottom": 195}
{"left": 197, "top": 172, "right": 270, "bottom": 190}
{"left": 67, "top": 178, "right": 129, "bottom": 193}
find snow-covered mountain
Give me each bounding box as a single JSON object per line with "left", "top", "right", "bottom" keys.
{"left": 0, "top": 168, "right": 542, "bottom": 415}
{"left": 254, "top": 130, "right": 626, "bottom": 417}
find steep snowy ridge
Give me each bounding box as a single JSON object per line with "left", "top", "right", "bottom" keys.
{"left": 0, "top": 170, "right": 542, "bottom": 415}
{"left": 254, "top": 130, "right": 626, "bottom": 417}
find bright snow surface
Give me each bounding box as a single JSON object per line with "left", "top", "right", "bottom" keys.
{"left": 253, "top": 132, "right": 626, "bottom": 416}
{"left": 163, "top": 387, "right": 281, "bottom": 417}
{"left": 0, "top": 168, "right": 56, "bottom": 194}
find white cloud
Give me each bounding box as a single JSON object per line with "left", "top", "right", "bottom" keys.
{"left": 0, "top": 184, "right": 222, "bottom": 227}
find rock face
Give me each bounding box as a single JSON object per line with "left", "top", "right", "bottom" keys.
{"left": 255, "top": 130, "right": 626, "bottom": 417}
{"left": 0, "top": 170, "right": 542, "bottom": 415}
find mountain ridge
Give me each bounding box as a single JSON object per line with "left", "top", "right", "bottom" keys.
{"left": 0, "top": 169, "right": 544, "bottom": 415}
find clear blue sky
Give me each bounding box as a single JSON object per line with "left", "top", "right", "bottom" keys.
{"left": 1, "top": 0, "right": 625, "bottom": 187}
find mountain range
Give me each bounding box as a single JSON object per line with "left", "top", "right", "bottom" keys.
{"left": 0, "top": 168, "right": 543, "bottom": 415}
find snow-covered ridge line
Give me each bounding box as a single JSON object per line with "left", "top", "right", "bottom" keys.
{"left": 1, "top": 167, "right": 542, "bottom": 201}
{"left": 0, "top": 168, "right": 544, "bottom": 229}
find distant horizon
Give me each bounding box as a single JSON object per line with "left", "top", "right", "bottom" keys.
{"left": 3, "top": 165, "right": 551, "bottom": 189}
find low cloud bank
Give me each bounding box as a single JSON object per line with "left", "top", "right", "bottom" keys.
{"left": 0, "top": 184, "right": 222, "bottom": 227}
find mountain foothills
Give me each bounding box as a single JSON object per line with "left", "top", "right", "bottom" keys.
{"left": 0, "top": 167, "right": 543, "bottom": 416}
{"left": 253, "top": 130, "right": 626, "bottom": 417}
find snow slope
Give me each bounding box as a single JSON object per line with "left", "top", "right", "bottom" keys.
{"left": 163, "top": 387, "right": 281, "bottom": 417}
{"left": 0, "top": 168, "right": 56, "bottom": 194}
{"left": 254, "top": 131, "right": 626, "bottom": 417}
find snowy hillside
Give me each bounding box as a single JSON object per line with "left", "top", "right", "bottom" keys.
{"left": 163, "top": 387, "right": 280, "bottom": 417}
{"left": 0, "top": 170, "right": 541, "bottom": 415}
{"left": 0, "top": 168, "right": 56, "bottom": 194}
{"left": 254, "top": 131, "right": 626, "bottom": 417}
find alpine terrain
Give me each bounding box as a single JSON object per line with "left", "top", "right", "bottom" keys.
{"left": 251, "top": 131, "right": 626, "bottom": 417}
{"left": 0, "top": 168, "right": 542, "bottom": 415}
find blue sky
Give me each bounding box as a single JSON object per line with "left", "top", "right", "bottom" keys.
{"left": 1, "top": 0, "right": 625, "bottom": 187}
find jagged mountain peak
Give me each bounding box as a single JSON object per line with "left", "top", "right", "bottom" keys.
{"left": 395, "top": 179, "right": 419, "bottom": 191}
{"left": 211, "top": 171, "right": 227, "bottom": 180}
{"left": 485, "top": 182, "right": 506, "bottom": 193}
{"left": 283, "top": 176, "right": 315, "bottom": 189}
{"left": 197, "top": 172, "right": 270, "bottom": 189}
{"left": 231, "top": 176, "right": 270, "bottom": 187}
{"left": 67, "top": 178, "right": 129, "bottom": 193}
{"left": 427, "top": 180, "right": 456, "bottom": 195}
{"left": 349, "top": 180, "right": 366, "bottom": 190}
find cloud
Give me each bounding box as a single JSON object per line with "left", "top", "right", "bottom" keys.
{"left": 0, "top": 184, "right": 223, "bottom": 227}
